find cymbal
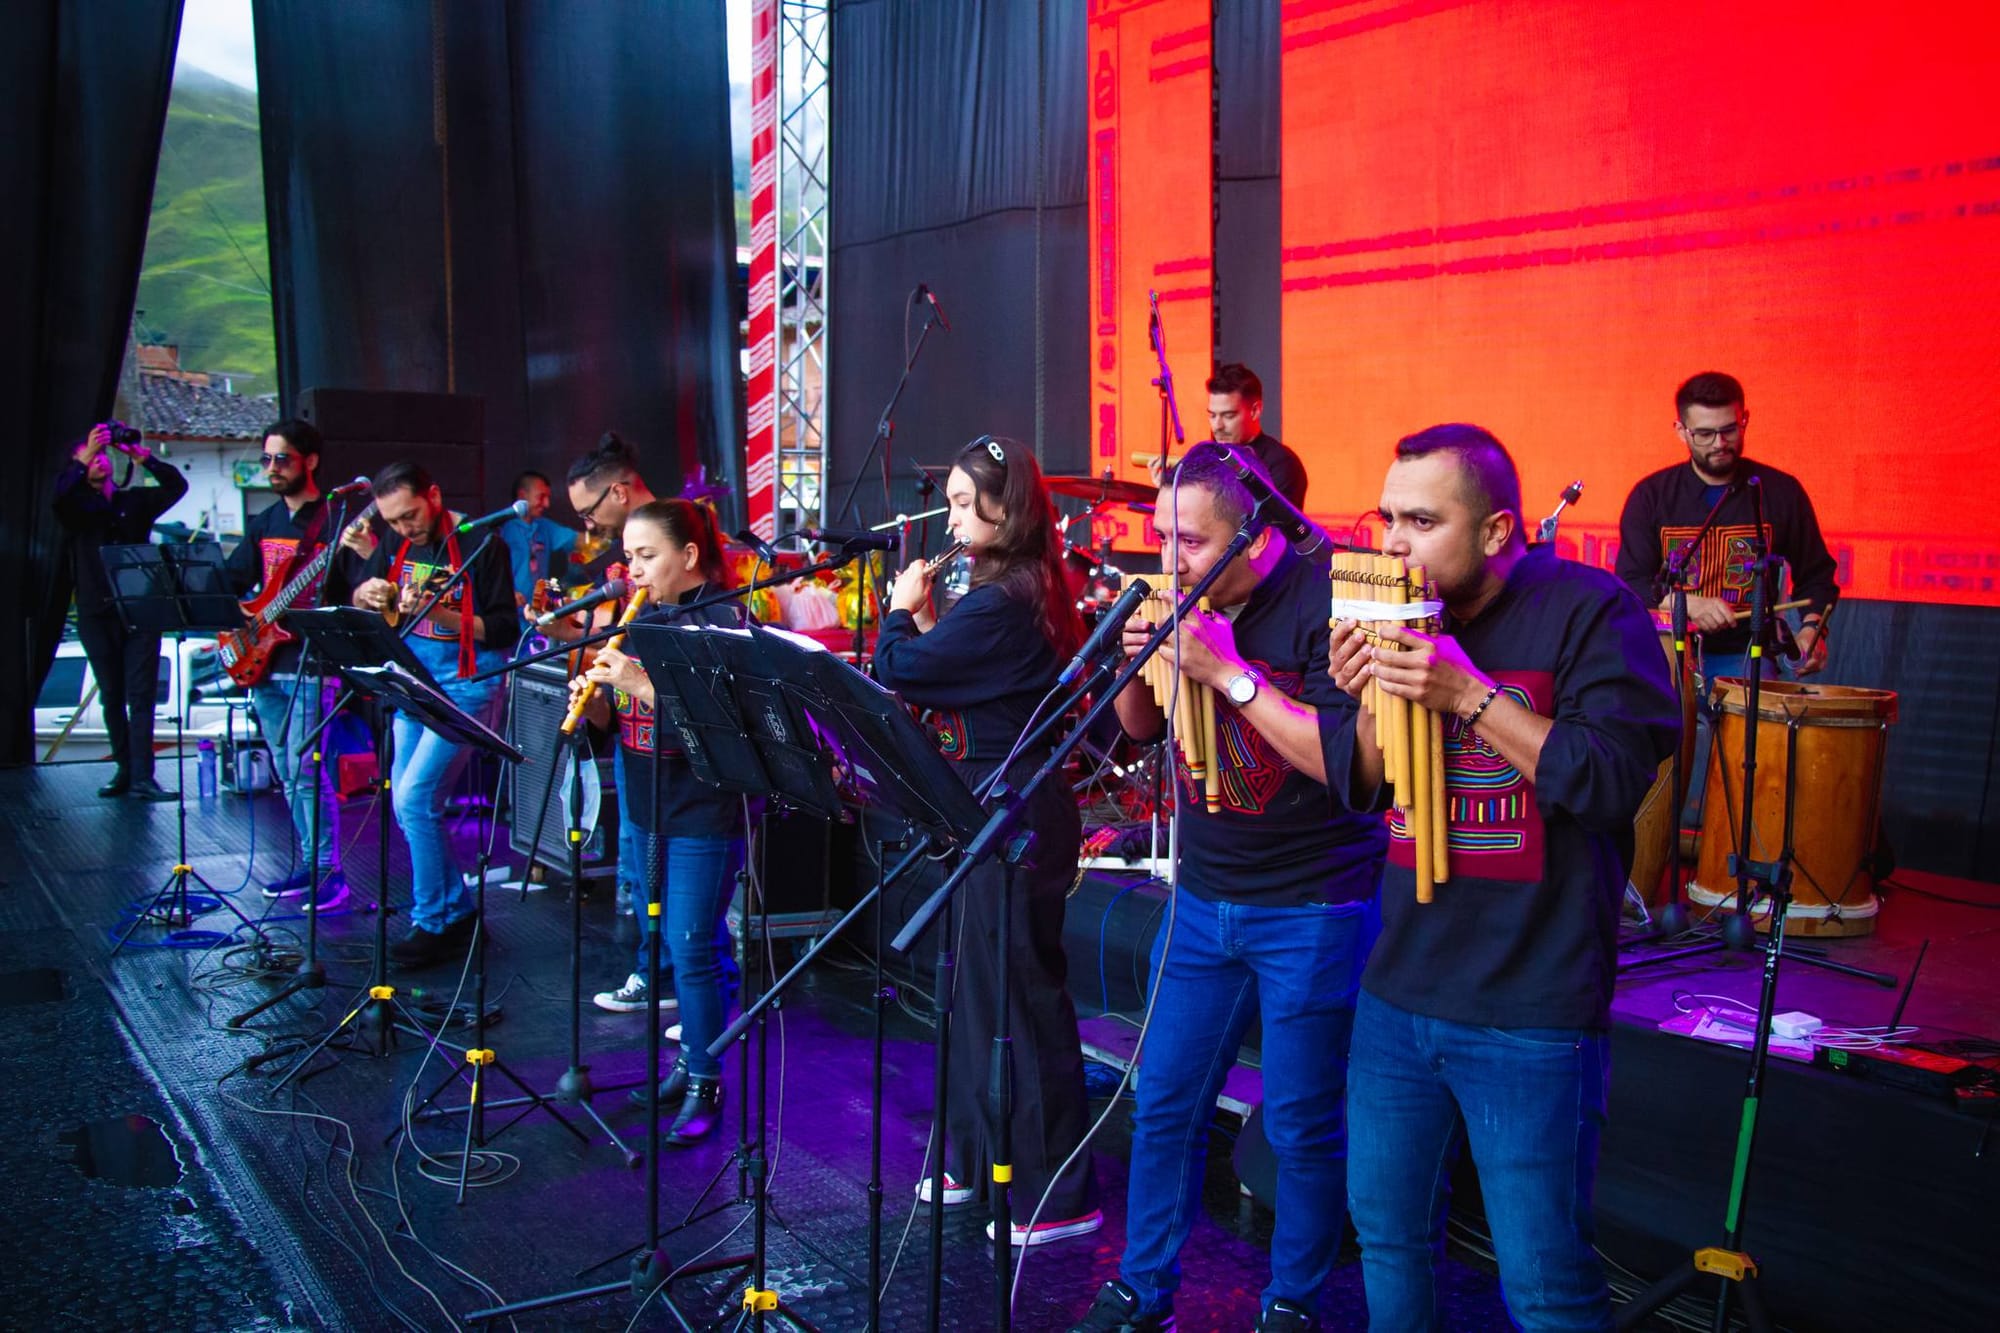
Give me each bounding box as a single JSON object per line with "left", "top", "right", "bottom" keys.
{"left": 1044, "top": 473, "right": 1156, "bottom": 506}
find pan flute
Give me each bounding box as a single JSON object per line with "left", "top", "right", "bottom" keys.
{"left": 1138, "top": 583, "right": 1223, "bottom": 814}
{"left": 1330, "top": 553, "right": 1448, "bottom": 902}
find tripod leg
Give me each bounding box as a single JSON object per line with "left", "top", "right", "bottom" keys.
{"left": 1613, "top": 1258, "right": 1698, "bottom": 1330}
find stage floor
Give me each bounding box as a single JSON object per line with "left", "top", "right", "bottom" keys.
{"left": 7, "top": 755, "right": 1996, "bottom": 1330}
{"left": 1, "top": 759, "right": 1515, "bottom": 1331}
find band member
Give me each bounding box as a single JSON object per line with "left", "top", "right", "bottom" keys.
{"left": 500, "top": 468, "right": 579, "bottom": 607}
{"left": 1073, "top": 444, "right": 1385, "bottom": 1332}
{"left": 1615, "top": 372, "right": 1839, "bottom": 683}
{"left": 569, "top": 498, "right": 746, "bottom": 1144}
{"left": 1329, "top": 425, "right": 1679, "bottom": 1331}
{"left": 350, "top": 462, "right": 519, "bottom": 967}
{"left": 52, "top": 422, "right": 189, "bottom": 801}
{"left": 566, "top": 431, "right": 662, "bottom": 955}
{"left": 1148, "top": 364, "right": 1309, "bottom": 510}
{"left": 875, "top": 435, "right": 1101, "bottom": 1245}
{"left": 223, "top": 418, "right": 372, "bottom": 905}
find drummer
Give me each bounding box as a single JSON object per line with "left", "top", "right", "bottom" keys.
{"left": 1141, "top": 363, "right": 1310, "bottom": 509}
{"left": 1615, "top": 372, "right": 1839, "bottom": 684}
{"left": 1615, "top": 372, "right": 1840, "bottom": 821}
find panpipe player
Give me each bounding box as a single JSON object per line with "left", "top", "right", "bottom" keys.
{"left": 1327, "top": 424, "right": 1680, "bottom": 1332}
{"left": 1072, "top": 443, "right": 1385, "bottom": 1333}
{"left": 873, "top": 435, "right": 1101, "bottom": 1244}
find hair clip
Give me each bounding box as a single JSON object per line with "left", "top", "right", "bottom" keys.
{"left": 985, "top": 439, "right": 1006, "bottom": 464}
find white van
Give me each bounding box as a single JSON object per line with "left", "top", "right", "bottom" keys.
{"left": 35, "top": 637, "right": 243, "bottom": 755}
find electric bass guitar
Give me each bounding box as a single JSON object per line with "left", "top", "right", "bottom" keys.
{"left": 216, "top": 500, "right": 379, "bottom": 687}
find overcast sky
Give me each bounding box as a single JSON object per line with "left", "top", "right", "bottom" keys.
{"left": 175, "top": 0, "right": 752, "bottom": 91}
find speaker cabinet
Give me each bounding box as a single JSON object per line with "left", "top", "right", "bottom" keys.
{"left": 508, "top": 659, "right": 617, "bottom": 876}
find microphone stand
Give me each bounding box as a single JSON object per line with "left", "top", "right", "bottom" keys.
{"left": 229, "top": 488, "right": 360, "bottom": 1027}
{"left": 1147, "top": 291, "right": 1186, "bottom": 467}
{"left": 1621, "top": 483, "right": 1735, "bottom": 950}
{"left": 831, "top": 287, "right": 946, "bottom": 531}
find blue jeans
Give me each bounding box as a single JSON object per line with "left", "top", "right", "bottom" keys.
{"left": 388, "top": 653, "right": 501, "bottom": 934}
{"left": 636, "top": 834, "right": 743, "bottom": 1079}
{"left": 1120, "top": 891, "right": 1375, "bottom": 1315}
{"left": 613, "top": 746, "right": 644, "bottom": 910}
{"left": 1346, "top": 991, "right": 1612, "bottom": 1332}
{"left": 251, "top": 676, "right": 337, "bottom": 869}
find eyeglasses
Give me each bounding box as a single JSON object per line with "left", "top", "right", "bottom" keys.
{"left": 576, "top": 483, "right": 618, "bottom": 524}
{"left": 262, "top": 452, "right": 302, "bottom": 469}
{"left": 1680, "top": 421, "right": 1745, "bottom": 447}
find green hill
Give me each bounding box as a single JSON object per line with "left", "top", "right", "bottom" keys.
{"left": 136, "top": 67, "right": 276, "bottom": 391}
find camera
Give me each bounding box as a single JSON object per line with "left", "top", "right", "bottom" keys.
{"left": 107, "top": 422, "right": 143, "bottom": 447}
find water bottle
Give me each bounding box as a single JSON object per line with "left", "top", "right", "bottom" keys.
{"left": 197, "top": 739, "right": 219, "bottom": 803}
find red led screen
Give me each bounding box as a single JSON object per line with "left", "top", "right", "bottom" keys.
{"left": 1276, "top": 1, "right": 2000, "bottom": 605}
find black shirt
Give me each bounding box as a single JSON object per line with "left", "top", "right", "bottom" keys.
{"left": 1132, "top": 546, "right": 1386, "bottom": 907}
{"left": 1245, "top": 432, "right": 1309, "bottom": 510}
{"left": 1615, "top": 458, "right": 1840, "bottom": 655}
{"left": 224, "top": 495, "right": 365, "bottom": 675}
{"left": 52, "top": 456, "right": 189, "bottom": 616}
{"left": 1331, "top": 546, "right": 1680, "bottom": 1029}
{"left": 874, "top": 581, "right": 1063, "bottom": 777}
{"left": 613, "top": 584, "right": 748, "bottom": 837}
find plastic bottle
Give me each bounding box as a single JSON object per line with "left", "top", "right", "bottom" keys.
{"left": 197, "top": 738, "right": 218, "bottom": 802}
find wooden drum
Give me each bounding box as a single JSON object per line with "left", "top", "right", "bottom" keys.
{"left": 1686, "top": 679, "right": 1898, "bottom": 936}
{"left": 1628, "top": 622, "right": 1698, "bottom": 907}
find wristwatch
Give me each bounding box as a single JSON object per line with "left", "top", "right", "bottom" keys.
{"left": 1224, "top": 668, "right": 1262, "bottom": 706}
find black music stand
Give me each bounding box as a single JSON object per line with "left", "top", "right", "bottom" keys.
{"left": 271, "top": 608, "right": 524, "bottom": 1084}
{"left": 102, "top": 541, "right": 271, "bottom": 955}
{"left": 468, "top": 621, "right": 983, "bottom": 1330}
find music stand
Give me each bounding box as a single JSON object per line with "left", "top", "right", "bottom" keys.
{"left": 271, "top": 608, "right": 525, "bottom": 1085}
{"left": 469, "top": 621, "right": 983, "bottom": 1330}
{"left": 102, "top": 541, "right": 271, "bottom": 955}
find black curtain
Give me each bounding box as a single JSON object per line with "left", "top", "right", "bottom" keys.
{"left": 1214, "top": 0, "right": 1282, "bottom": 434}
{"left": 252, "top": 0, "right": 743, "bottom": 523}
{"left": 0, "top": 0, "right": 185, "bottom": 766}
{"left": 827, "top": 0, "right": 1087, "bottom": 530}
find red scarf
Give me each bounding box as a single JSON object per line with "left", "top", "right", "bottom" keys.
{"left": 389, "top": 523, "right": 477, "bottom": 680}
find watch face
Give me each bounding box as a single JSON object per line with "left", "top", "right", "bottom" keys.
{"left": 1228, "top": 673, "right": 1257, "bottom": 705}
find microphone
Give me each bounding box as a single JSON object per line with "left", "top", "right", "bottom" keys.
{"left": 1214, "top": 445, "right": 1334, "bottom": 556}
{"left": 1560, "top": 479, "right": 1583, "bottom": 506}
{"left": 801, "top": 526, "right": 900, "bottom": 553}
{"left": 325, "top": 476, "right": 372, "bottom": 499}
{"left": 534, "top": 577, "right": 631, "bottom": 627}
{"left": 733, "top": 527, "right": 781, "bottom": 566}
{"left": 456, "top": 498, "right": 531, "bottom": 535}
{"left": 918, "top": 283, "right": 951, "bottom": 332}
{"left": 1057, "top": 578, "right": 1152, "bottom": 689}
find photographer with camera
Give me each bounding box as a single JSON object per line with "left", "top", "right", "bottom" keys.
{"left": 52, "top": 422, "right": 188, "bottom": 799}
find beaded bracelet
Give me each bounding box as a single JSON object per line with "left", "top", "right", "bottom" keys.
{"left": 1463, "top": 684, "right": 1502, "bottom": 727}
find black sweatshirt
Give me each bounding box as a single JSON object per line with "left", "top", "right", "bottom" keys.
{"left": 52, "top": 455, "right": 189, "bottom": 616}
{"left": 874, "top": 581, "right": 1063, "bottom": 776}
{"left": 1244, "top": 432, "right": 1309, "bottom": 510}
{"left": 1132, "top": 547, "right": 1386, "bottom": 908}
{"left": 613, "top": 584, "right": 748, "bottom": 838}
{"left": 224, "top": 496, "right": 364, "bottom": 675}
{"left": 1614, "top": 458, "right": 1840, "bottom": 655}
{"left": 1329, "top": 546, "right": 1681, "bottom": 1030}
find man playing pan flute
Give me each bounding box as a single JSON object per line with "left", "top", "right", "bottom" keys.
{"left": 1327, "top": 424, "right": 1679, "bottom": 1332}
{"left": 1070, "top": 443, "right": 1385, "bottom": 1333}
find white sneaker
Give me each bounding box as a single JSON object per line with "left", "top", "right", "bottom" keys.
{"left": 915, "top": 1172, "right": 974, "bottom": 1206}
{"left": 594, "top": 973, "right": 649, "bottom": 1013}
{"left": 664, "top": 1022, "right": 683, "bottom": 1043}
{"left": 986, "top": 1210, "right": 1104, "bottom": 1246}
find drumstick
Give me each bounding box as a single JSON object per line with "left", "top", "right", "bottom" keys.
{"left": 1730, "top": 598, "right": 1809, "bottom": 623}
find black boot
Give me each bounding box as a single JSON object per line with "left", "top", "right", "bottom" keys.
{"left": 665, "top": 1075, "right": 723, "bottom": 1145}
{"left": 97, "top": 768, "right": 131, "bottom": 798}
{"left": 628, "top": 1059, "right": 689, "bottom": 1109}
